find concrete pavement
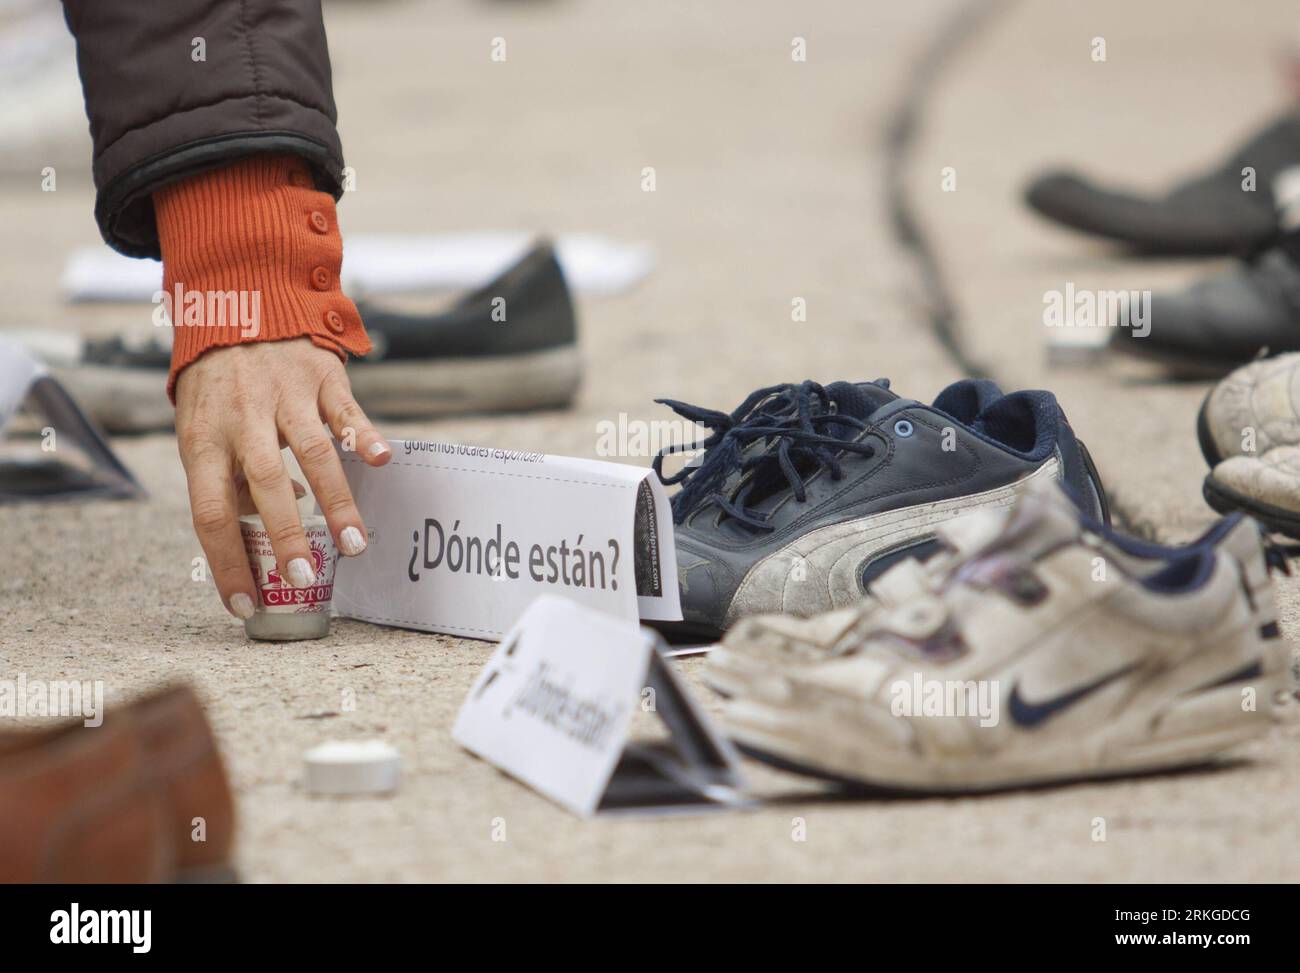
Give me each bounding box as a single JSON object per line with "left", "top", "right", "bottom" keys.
{"left": 2, "top": 0, "right": 1297, "bottom": 881}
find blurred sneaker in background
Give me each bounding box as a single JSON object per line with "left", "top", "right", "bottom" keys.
{"left": 1205, "top": 445, "right": 1300, "bottom": 538}
{"left": 1025, "top": 113, "right": 1300, "bottom": 255}
{"left": 1197, "top": 351, "right": 1300, "bottom": 464}
{"left": 28, "top": 239, "right": 581, "bottom": 433}
{"left": 1199, "top": 351, "right": 1300, "bottom": 536}
{"left": 349, "top": 239, "right": 580, "bottom": 419}
{"left": 1110, "top": 225, "right": 1300, "bottom": 374}
{"left": 724, "top": 481, "right": 1286, "bottom": 793}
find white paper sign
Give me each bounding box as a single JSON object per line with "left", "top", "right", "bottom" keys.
{"left": 334, "top": 440, "right": 681, "bottom": 639}
{"left": 453, "top": 595, "right": 748, "bottom": 817}
{"left": 0, "top": 337, "right": 142, "bottom": 502}
{"left": 453, "top": 595, "right": 652, "bottom": 816}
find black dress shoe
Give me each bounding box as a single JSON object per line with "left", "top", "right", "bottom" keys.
{"left": 55, "top": 239, "right": 581, "bottom": 432}
{"left": 1025, "top": 114, "right": 1300, "bottom": 255}
{"left": 1110, "top": 229, "right": 1300, "bottom": 373}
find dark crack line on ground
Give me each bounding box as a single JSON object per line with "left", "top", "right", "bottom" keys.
{"left": 882, "top": 0, "right": 1143, "bottom": 535}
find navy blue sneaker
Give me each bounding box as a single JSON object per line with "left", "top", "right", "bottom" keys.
{"left": 651, "top": 378, "right": 1108, "bottom": 641}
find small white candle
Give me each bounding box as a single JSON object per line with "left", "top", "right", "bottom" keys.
{"left": 303, "top": 740, "right": 402, "bottom": 796}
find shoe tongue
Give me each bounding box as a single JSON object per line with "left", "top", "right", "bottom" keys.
{"left": 823, "top": 379, "right": 897, "bottom": 421}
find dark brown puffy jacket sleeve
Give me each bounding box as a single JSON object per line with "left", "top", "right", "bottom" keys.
{"left": 61, "top": 0, "right": 345, "bottom": 259}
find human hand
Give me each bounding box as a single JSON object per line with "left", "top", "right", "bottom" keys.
{"left": 174, "top": 338, "right": 391, "bottom": 619}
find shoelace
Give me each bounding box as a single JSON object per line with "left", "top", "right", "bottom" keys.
{"left": 652, "top": 380, "right": 877, "bottom": 531}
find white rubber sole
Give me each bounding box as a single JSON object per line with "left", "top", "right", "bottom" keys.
{"left": 725, "top": 671, "right": 1280, "bottom": 793}
{"left": 347, "top": 344, "right": 582, "bottom": 419}
{"left": 52, "top": 344, "right": 581, "bottom": 433}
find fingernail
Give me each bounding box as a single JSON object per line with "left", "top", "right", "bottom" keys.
{"left": 339, "top": 525, "right": 367, "bottom": 556}
{"left": 367, "top": 441, "right": 390, "bottom": 458}
{"left": 287, "top": 558, "right": 316, "bottom": 588}
{"left": 230, "top": 593, "right": 255, "bottom": 619}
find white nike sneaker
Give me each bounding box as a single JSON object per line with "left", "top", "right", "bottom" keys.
{"left": 704, "top": 511, "right": 1003, "bottom": 696}
{"left": 723, "top": 482, "right": 1288, "bottom": 792}
{"left": 707, "top": 499, "right": 1276, "bottom": 699}
{"left": 1198, "top": 352, "right": 1300, "bottom": 465}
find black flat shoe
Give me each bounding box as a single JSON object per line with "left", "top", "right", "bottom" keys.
{"left": 1110, "top": 229, "right": 1300, "bottom": 373}
{"left": 54, "top": 239, "right": 582, "bottom": 432}
{"left": 1025, "top": 114, "right": 1300, "bottom": 255}
{"left": 349, "top": 239, "right": 581, "bottom": 419}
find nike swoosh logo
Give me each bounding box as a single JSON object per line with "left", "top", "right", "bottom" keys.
{"left": 1008, "top": 663, "right": 1139, "bottom": 728}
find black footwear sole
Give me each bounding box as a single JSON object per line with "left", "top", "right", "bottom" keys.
{"left": 1196, "top": 388, "right": 1223, "bottom": 468}
{"left": 1203, "top": 474, "right": 1300, "bottom": 539}
{"left": 646, "top": 618, "right": 725, "bottom": 645}
{"left": 734, "top": 742, "right": 907, "bottom": 795}
{"left": 735, "top": 740, "right": 1236, "bottom": 798}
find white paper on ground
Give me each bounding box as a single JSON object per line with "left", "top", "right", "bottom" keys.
{"left": 333, "top": 440, "right": 681, "bottom": 639}
{"left": 453, "top": 595, "right": 748, "bottom": 818}
{"left": 0, "top": 336, "right": 45, "bottom": 434}
{"left": 60, "top": 233, "right": 655, "bottom": 302}
{"left": 1045, "top": 322, "right": 1110, "bottom": 367}
{"left": 1, "top": 330, "right": 83, "bottom": 369}
{"left": 338, "top": 233, "right": 655, "bottom": 297}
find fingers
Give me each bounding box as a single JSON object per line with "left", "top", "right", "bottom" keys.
{"left": 180, "top": 441, "right": 256, "bottom": 619}
{"left": 236, "top": 429, "right": 315, "bottom": 589}
{"left": 174, "top": 342, "right": 384, "bottom": 624}
{"left": 234, "top": 474, "right": 305, "bottom": 516}
{"left": 319, "top": 375, "right": 391, "bottom": 467}
{"left": 280, "top": 407, "right": 368, "bottom": 557}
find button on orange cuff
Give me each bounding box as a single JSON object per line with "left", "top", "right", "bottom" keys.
{"left": 153, "top": 154, "right": 372, "bottom": 402}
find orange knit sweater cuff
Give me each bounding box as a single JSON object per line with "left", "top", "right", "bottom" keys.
{"left": 153, "top": 154, "right": 371, "bottom": 402}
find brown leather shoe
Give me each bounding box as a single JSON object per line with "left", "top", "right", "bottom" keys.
{"left": 0, "top": 717, "right": 171, "bottom": 882}
{"left": 129, "top": 685, "right": 237, "bottom": 881}
{"left": 0, "top": 684, "right": 236, "bottom": 883}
